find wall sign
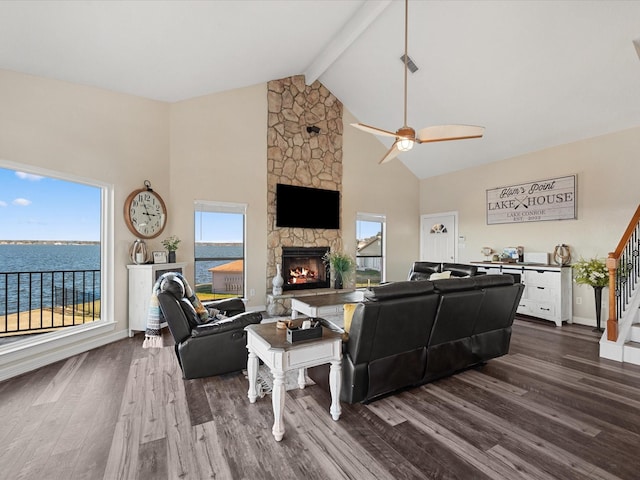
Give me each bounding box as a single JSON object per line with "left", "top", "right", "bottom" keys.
{"left": 486, "top": 175, "right": 576, "bottom": 225}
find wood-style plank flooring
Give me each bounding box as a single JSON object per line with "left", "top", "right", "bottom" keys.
{"left": 1, "top": 316, "right": 640, "bottom": 479}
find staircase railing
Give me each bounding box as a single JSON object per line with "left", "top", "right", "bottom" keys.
{"left": 607, "top": 204, "right": 640, "bottom": 341}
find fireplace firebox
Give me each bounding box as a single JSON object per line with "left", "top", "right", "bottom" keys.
{"left": 281, "top": 247, "right": 330, "bottom": 291}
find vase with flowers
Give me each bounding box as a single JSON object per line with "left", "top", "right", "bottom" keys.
{"left": 573, "top": 256, "right": 608, "bottom": 332}
{"left": 161, "top": 235, "right": 181, "bottom": 263}
{"left": 323, "top": 250, "right": 356, "bottom": 289}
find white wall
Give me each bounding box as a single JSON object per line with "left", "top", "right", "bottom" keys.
{"left": 169, "top": 84, "right": 269, "bottom": 308}
{"left": 419, "top": 126, "right": 640, "bottom": 323}
{"left": 343, "top": 109, "right": 421, "bottom": 282}
{"left": 0, "top": 69, "right": 170, "bottom": 376}
{"left": 169, "top": 86, "right": 423, "bottom": 307}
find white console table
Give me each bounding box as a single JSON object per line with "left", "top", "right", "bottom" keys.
{"left": 472, "top": 262, "right": 572, "bottom": 327}
{"left": 127, "top": 262, "right": 187, "bottom": 337}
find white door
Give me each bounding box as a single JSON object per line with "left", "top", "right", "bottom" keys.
{"left": 420, "top": 212, "right": 457, "bottom": 262}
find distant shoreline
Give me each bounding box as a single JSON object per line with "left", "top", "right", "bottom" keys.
{"left": 0, "top": 240, "right": 100, "bottom": 245}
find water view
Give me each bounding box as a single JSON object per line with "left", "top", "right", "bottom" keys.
{"left": 0, "top": 243, "right": 100, "bottom": 316}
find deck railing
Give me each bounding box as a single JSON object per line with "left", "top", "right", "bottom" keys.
{"left": 0, "top": 269, "right": 101, "bottom": 337}
{"left": 607, "top": 205, "right": 640, "bottom": 341}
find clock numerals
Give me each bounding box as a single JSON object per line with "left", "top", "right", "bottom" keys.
{"left": 125, "top": 187, "right": 167, "bottom": 239}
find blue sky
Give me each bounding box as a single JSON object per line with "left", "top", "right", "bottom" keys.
{"left": 1, "top": 165, "right": 382, "bottom": 243}
{"left": 195, "top": 211, "right": 244, "bottom": 243}
{"left": 0, "top": 167, "right": 101, "bottom": 241}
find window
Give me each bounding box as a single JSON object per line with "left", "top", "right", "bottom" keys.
{"left": 194, "top": 201, "right": 246, "bottom": 301}
{"left": 0, "top": 162, "right": 108, "bottom": 347}
{"left": 356, "top": 213, "right": 385, "bottom": 287}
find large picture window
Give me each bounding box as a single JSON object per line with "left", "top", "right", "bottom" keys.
{"left": 356, "top": 213, "right": 385, "bottom": 287}
{"left": 194, "top": 201, "right": 246, "bottom": 301}
{"left": 0, "top": 162, "right": 107, "bottom": 348}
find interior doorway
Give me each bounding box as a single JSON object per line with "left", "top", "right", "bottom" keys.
{"left": 420, "top": 212, "right": 458, "bottom": 263}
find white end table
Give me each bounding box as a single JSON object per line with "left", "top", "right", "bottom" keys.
{"left": 245, "top": 322, "right": 342, "bottom": 441}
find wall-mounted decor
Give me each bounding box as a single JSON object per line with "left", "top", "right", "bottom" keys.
{"left": 486, "top": 175, "right": 576, "bottom": 225}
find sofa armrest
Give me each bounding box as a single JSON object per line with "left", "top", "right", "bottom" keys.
{"left": 192, "top": 311, "right": 262, "bottom": 338}
{"left": 203, "top": 297, "right": 246, "bottom": 317}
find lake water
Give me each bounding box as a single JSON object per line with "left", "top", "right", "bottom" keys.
{"left": 0, "top": 243, "right": 241, "bottom": 314}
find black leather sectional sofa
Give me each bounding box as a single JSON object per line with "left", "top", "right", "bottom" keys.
{"left": 308, "top": 274, "right": 524, "bottom": 404}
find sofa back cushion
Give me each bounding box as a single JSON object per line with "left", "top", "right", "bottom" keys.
{"left": 368, "top": 280, "right": 435, "bottom": 301}
{"left": 429, "top": 289, "right": 484, "bottom": 346}
{"left": 473, "top": 283, "right": 524, "bottom": 333}
{"left": 347, "top": 293, "right": 439, "bottom": 365}
{"left": 472, "top": 274, "right": 513, "bottom": 289}
{"left": 158, "top": 291, "right": 193, "bottom": 344}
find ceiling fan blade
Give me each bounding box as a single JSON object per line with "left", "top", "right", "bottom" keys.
{"left": 351, "top": 122, "right": 398, "bottom": 139}
{"left": 416, "top": 125, "right": 485, "bottom": 144}
{"left": 379, "top": 142, "right": 401, "bottom": 164}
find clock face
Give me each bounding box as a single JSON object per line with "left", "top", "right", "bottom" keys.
{"left": 124, "top": 188, "right": 167, "bottom": 239}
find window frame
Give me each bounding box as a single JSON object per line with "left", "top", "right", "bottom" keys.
{"left": 356, "top": 212, "right": 386, "bottom": 286}
{"left": 194, "top": 200, "right": 247, "bottom": 300}
{"left": 0, "top": 159, "right": 115, "bottom": 371}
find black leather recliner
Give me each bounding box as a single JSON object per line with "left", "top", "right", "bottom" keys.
{"left": 157, "top": 279, "right": 262, "bottom": 380}
{"left": 408, "top": 261, "right": 479, "bottom": 280}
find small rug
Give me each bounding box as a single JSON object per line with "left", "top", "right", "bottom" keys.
{"left": 243, "top": 364, "right": 315, "bottom": 398}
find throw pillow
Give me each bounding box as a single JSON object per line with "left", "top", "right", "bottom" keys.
{"left": 429, "top": 271, "right": 452, "bottom": 280}
{"left": 343, "top": 303, "right": 357, "bottom": 333}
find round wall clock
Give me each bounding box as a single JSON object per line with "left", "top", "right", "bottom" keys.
{"left": 124, "top": 180, "right": 167, "bottom": 239}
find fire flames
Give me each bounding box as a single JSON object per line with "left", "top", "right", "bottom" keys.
{"left": 288, "top": 266, "right": 317, "bottom": 284}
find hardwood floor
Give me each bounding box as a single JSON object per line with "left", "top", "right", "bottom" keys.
{"left": 1, "top": 317, "right": 640, "bottom": 479}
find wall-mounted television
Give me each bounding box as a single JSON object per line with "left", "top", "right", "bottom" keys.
{"left": 276, "top": 183, "right": 340, "bottom": 229}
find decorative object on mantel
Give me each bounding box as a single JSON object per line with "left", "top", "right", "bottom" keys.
{"left": 481, "top": 247, "right": 493, "bottom": 261}
{"left": 573, "top": 256, "right": 608, "bottom": 332}
{"left": 161, "top": 235, "right": 180, "bottom": 263}
{"left": 129, "top": 239, "right": 149, "bottom": 264}
{"left": 323, "top": 250, "right": 356, "bottom": 289}
{"left": 553, "top": 244, "right": 572, "bottom": 266}
{"left": 272, "top": 263, "right": 284, "bottom": 295}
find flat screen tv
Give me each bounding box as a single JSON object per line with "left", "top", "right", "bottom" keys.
{"left": 276, "top": 183, "right": 340, "bottom": 229}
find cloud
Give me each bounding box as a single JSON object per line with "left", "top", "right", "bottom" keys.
{"left": 0, "top": 201, "right": 6, "bottom": 207}
{"left": 15, "top": 171, "right": 44, "bottom": 181}
{"left": 12, "top": 198, "right": 32, "bottom": 206}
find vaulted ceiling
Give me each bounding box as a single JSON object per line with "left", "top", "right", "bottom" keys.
{"left": 1, "top": 0, "right": 639, "bottom": 179}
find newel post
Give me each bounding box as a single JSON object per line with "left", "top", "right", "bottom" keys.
{"left": 606, "top": 253, "right": 618, "bottom": 341}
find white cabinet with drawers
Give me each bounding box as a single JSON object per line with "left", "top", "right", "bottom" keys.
{"left": 472, "top": 262, "right": 572, "bottom": 327}
{"left": 127, "top": 262, "right": 187, "bottom": 337}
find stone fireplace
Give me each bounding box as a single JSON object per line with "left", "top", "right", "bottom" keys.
{"left": 265, "top": 75, "right": 344, "bottom": 315}
{"left": 281, "top": 247, "right": 330, "bottom": 291}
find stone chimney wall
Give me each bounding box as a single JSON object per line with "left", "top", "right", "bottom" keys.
{"left": 266, "top": 75, "right": 343, "bottom": 292}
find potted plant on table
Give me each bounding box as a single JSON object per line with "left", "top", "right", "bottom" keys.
{"left": 161, "top": 235, "right": 181, "bottom": 263}
{"left": 323, "top": 250, "right": 356, "bottom": 289}
{"left": 572, "top": 256, "right": 608, "bottom": 332}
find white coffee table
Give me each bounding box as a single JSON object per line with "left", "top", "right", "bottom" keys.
{"left": 245, "top": 322, "right": 343, "bottom": 442}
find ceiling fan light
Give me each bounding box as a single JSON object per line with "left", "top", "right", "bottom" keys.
{"left": 397, "top": 138, "right": 414, "bottom": 151}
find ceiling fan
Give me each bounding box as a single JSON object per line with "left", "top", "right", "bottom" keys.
{"left": 351, "top": 0, "right": 485, "bottom": 164}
